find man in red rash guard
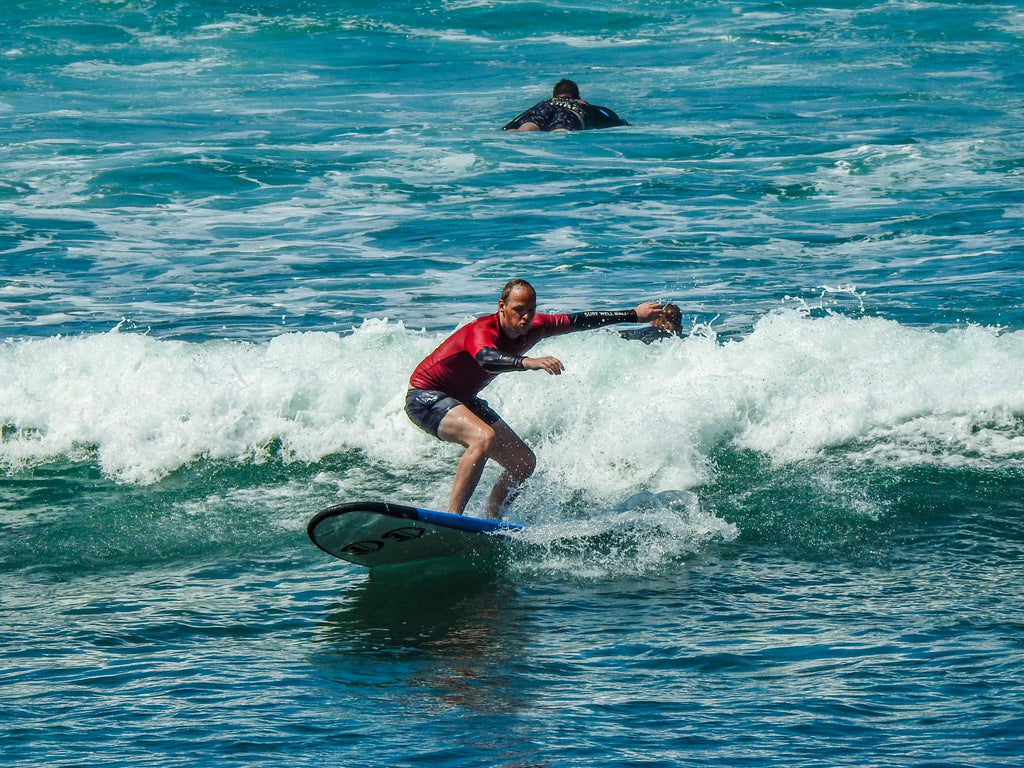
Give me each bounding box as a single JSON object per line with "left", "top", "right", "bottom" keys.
{"left": 406, "top": 279, "right": 664, "bottom": 519}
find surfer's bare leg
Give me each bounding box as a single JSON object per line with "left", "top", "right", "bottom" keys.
{"left": 437, "top": 406, "right": 495, "bottom": 515}
{"left": 437, "top": 408, "right": 535, "bottom": 518}
{"left": 483, "top": 420, "right": 536, "bottom": 519}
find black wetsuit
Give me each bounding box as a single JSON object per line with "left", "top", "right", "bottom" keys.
{"left": 503, "top": 98, "right": 629, "bottom": 131}
{"left": 619, "top": 326, "right": 681, "bottom": 344}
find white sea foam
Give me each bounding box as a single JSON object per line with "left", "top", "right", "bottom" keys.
{"left": 61, "top": 57, "right": 227, "bottom": 78}
{"left": 0, "top": 320, "right": 427, "bottom": 483}
{"left": 3, "top": 312, "right": 1023, "bottom": 490}
{"left": 511, "top": 490, "right": 738, "bottom": 579}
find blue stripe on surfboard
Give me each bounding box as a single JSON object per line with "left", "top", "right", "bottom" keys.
{"left": 412, "top": 506, "right": 522, "bottom": 533}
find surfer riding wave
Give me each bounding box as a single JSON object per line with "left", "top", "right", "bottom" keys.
{"left": 406, "top": 279, "right": 664, "bottom": 519}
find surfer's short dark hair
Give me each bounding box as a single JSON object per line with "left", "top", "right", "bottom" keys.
{"left": 552, "top": 79, "right": 580, "bottom": 99}
{"left": 500, "top": 279, "right": 535, "bottom": 303}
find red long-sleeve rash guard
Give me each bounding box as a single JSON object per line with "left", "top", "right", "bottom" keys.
{"left": 409, "top": 309, "right": 636, "bottom": 403}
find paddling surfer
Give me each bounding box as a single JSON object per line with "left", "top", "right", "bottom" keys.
{"left": 503, "top": 78, "right": 629, "bottom": 132}
{"left": 620, "top": 302, "right": 683, "bottom": 343}
{"left": 405, "top": 279, "right": 663, "bottom": 518}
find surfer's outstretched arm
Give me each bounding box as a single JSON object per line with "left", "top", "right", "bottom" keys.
{"left": 565, "top": 301, "right": 664, "bottom": 329}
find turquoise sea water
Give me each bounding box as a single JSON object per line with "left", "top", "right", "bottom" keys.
{"left": 3, "top": 1, "right": 1024, "bottom": 765}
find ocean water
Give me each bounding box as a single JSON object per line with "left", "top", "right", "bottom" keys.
{"left": 3, "top": 0, "right": 1024, "bottom": 765}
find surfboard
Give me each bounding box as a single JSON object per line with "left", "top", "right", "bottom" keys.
{"left": 307, "top": 500, "right": 522, "bottom": 568}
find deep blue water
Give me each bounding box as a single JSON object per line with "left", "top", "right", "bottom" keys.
{"left": 3, "top": 1, "right": 1024, "bottom": 765}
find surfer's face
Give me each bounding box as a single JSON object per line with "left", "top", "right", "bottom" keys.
{"left": 498, "top": 286, "right": 537, "bottom": 338}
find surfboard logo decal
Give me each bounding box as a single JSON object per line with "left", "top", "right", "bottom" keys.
{"left": 340, "top": 540, "right": 384, "bottom": 556}
{"left": 381, "top": 526, "right": 426, "bottom": 542}
{"left": 340, "top": 526, "right": 426, "bottom": 556}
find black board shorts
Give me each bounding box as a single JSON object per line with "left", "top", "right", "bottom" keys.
{"left": 405, "top": 388, "right": 501, "bottom": 437}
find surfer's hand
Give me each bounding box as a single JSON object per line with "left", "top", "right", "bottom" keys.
{"left": 523, "top": 356, "right": 564, "bottom": 375}
{"left": 634, "top": 301, "right": 664, "bottom": 323}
